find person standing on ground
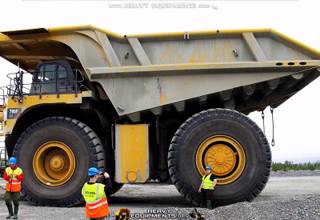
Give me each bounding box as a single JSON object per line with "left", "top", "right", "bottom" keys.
{"left": 198, "top": 165, "right": 217, "bottom": 209}
{"left": 3, "top": 156, "right": 24, "bottom": 219}
{"left": 81, "top": 167, "right": 112, "bottom": 220}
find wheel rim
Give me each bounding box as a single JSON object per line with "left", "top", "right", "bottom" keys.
{"left": 33, "top": 141, "right": 76, "bottom": 186}
{"left": 196, "top": 135, "right": 246, "bottom": 185}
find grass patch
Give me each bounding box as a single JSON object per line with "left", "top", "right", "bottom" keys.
{"left": 272, "top": 161, "right": 320, "bottom": 172}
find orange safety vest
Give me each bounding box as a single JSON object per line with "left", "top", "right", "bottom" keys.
{"left": 82, "top": 182, "right": 109, "bottom": 218}
{"left": 86, "top": 197, "right": 109, "bottom": 218}
{"left": 5, "top": 167, "right": 23, "bottom": 192}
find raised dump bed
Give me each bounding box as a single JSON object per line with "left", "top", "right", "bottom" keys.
{"left": 0, "top": 26, "right": 319, "bottom": 119}
{"left": 0, "top": 26, "right": 319, "bottom": 207}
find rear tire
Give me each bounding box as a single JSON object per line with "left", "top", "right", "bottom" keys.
{"left": 168, "top": 109, "right": 271, "bottom": 206}
{"left": 14, "top": 116, "right": 105, "bottom": 206}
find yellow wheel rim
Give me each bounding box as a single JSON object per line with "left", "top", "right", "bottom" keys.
{"left": 196, "top": 135, "right": 246, "bottom": 185}
{"left": 33, "top": 141, "right": 76, "bottom": 186}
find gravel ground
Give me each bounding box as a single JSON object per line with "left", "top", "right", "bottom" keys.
{"left": 0, "top": 170, "right": 318, "bottom": 220}
{"left": 206, "top": 195, "right": 320, "bottom": 220}
{"left": 271, "top": 170, "right": 320, "bottom": 177}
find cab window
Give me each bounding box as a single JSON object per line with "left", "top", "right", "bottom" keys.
{"left": 37, "top": 65, "right": 45, "bottom": 81}
{"left": 57, "top": 65, "right": 68, "bottom": 79}
{"left": 43, "top": 64, "right": 56, "bottom": 81}
{"left": 36, "top": 64, "right": 56, "bottom": 82}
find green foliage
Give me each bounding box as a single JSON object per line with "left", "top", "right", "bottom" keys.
{"left": 272, "top": 161, "right": 320, "bottom": 171}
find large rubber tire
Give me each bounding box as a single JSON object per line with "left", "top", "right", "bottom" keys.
{"left": 13, "top": 116, "right": 105, "bottom": 206}
{"left": 168, "top": 109, "right": 271, "bottom": 207}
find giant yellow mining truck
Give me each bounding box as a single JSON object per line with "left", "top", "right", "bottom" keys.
{"left": 0, "top": 26, "right": 319, "bottom": 206}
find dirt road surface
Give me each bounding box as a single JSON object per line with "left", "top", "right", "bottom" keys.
{"left": 0, "top": 172, "right": 319, "bottom": 220}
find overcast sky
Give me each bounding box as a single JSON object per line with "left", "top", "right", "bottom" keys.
{"left": 0, "top": 0, "right": 319, "bottom": 162}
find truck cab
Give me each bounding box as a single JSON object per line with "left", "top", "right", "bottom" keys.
{"left": 6, "top": 60, "right": 85, "bottom": 102}
{"left": 30, "top": 60, "right": 77, "bottom": 94}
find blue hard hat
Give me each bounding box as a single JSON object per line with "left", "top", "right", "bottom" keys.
{"left": 9, "top": 157, "right": 17, "bottom": 165}
{"left": 88, "top": 167, "right": 100, "bottom": 176}
{"left": 205, "top": 165, "right": 212, "bottom": 170}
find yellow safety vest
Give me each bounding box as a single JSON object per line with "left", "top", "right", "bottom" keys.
{"left": 81, "top": 183, "right": 109, "bottom": 218}
{"left": 5, "top": 167, "right": 23, "bottom": 192}
{"left": 201, "top": 174, "right": 214, "bottom": 190}
{"left": 81, "top": 183, "right": 105, "bottom": 202}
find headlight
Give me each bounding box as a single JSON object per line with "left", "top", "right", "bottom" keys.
{"left": 7, "top": 108, "right": 21, "bottom": 119}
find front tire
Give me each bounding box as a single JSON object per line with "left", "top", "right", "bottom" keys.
{"left": 14, "top": 116, "right": 105, "bottom": 206}
{"left": 168, "top": 109, "right": 271, "bottom": 206}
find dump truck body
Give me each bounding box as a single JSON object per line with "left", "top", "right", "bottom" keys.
{"left": 1, "top": 26, "right": 319, "bottom": 118}
{"left": 0, "top": 26, "right": 319, "bottom": 207}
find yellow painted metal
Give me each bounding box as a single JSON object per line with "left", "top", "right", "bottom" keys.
{"left": 7, "top": 92, "right": 90, "bottom": 108}
{"left": 128, "top": 28, "right": 271, "bottom": 39}
{"left": 0, "top": 33, "right": 10, "bottom": 41}
{"left": 89, "top": 60, "right": 320, "bottom": 76}
{"left": 3, "top": 91, "right": 91, "bottom": 135}
{"left": 0, "top": 25, "right": 265, "bottom": 40}
{"left": 4, "top": 120, "right": 15, "bottom": 135}
{"left": 1, "top": 25, "right": 319, "bottom": 58}
{"left": 48, "top": 25, "right": 123, "bottom": 39}
{"left": 196, "top": 135, "right": 246, "bottom": 185}
{"left": 205, "top": 144, "right": 237, "bottom": 176}
{"left": 47, "top": 25, "right": 271, "bottom": 39}
{"left": 47, "top": 26, "right": 320, "bottom": 56}
{"left": 33, "top": 141, "right": 76, "bottom": 186}
{"left": 0, "top": 26, "right": 319, "bottom": 116}
{"left": 270, "top": 29, "right": 320, "bottom": 59}
{"left": 0, "top": 106, "right": 4, "bottom": 122}
{"left": 115, "top": 124, "right": 149, "bottom": 183}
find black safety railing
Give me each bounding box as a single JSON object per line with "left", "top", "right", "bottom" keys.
{"left": 0, "top": 87, "right": 5, "bottom": 106}
{"left": 6, "top": 69, "right": 86, "bottom": 101}
{"left": 0, "top": 148, "right": 7, "bottom": 166}
{"left": 0, "top": 147, "right": 7, "bottom": 176}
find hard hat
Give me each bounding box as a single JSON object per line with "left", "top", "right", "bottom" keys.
{"left": 205, "top": 165, "right": 212, "bottom": 170}
{"left": 9, "top": 157, "right": 17, "bottom": 165}
{"left": 88, "top": 167, "right": 100, "bottom": 176}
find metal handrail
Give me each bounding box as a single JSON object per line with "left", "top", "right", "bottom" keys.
{"left": 0, "top": 87, "right": 5, "bottom": 106}
{"left": 6, "top": 69, "right": 86, "bottom": 99}
{"left": 0, "top": 148, "right": 7, "bottom": 171}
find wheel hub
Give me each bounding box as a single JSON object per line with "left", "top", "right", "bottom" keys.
{"left": 196, "top": 135, "right": 246, "bottom": 185}
{"left": 204, "top": 143, "right": 237, "bottom": 176}
{"left": 49, "top": 155, "right": 65, "bottom": 171}
{"left": 33, "top": 141, "right": 76, "bottom": 186}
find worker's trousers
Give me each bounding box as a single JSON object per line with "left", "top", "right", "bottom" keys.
{"left": 200, "top": 189, "right": 214, "bottom": 209}
{"left": 201, "top": 189, "right": 209, "bottom": 202}
{"left": 4, "top": 191, "right": 20, "bottom": 216}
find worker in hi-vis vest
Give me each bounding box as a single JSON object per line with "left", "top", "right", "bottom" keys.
{"left": 81, "top": 167, "right": 112, "bottom": 220}
{"left": 3, "top": 157, "right": 24, "bottom": 219}
{"left": 198, "top": 165, "right": 217, "bottom": 209}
